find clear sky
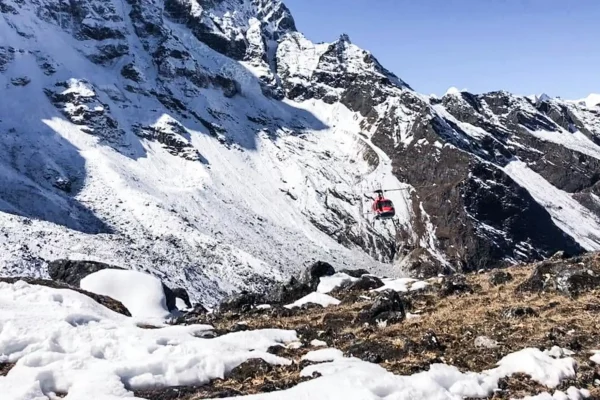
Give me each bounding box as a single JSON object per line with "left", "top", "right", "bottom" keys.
{"left": 283, "top": 0, "right": 600, "bottom": 99}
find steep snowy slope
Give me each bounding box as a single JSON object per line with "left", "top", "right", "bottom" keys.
{"left": 1, "top": 0, "right": 600, "bottom": 300}
{"left": 0, "top": 0, "right": 404, "bottom": 303}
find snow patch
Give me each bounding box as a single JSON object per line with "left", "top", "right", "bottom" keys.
{"left": 0, "top": 281, "right": 296, "bottom": 399}
{"left": 317, "top": 273, "right": 357, "bottom": 294}
{"left": 284, "top": 292, "right": 341, "bottom": 309}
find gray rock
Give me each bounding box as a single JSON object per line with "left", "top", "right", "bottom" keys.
{"left": 340, "top": 275, "right": 384, "bottom": 292}
{"left": 48, "top": 259, "right": 122, "bottom": 287}
{"left": 439, "top": 275, "right": 473, "bottom": 296}
{"left": 301, "top": 261, "right": 335, "bottom": 290}
{"left": 339, "top": 269, "right": 371, "bottom": 278}
{"left": 359, "top": 290, "right": 405, "bottom": 325}
{"left": 474, "top": 336, "right": 499, "bottom": 349}
{"left": 502, "top": 306, "right": 538, "bottom": 319}
{"left": 489, "top": 270, "right": 513, "bottom": 286}
{"left": 10, "top": 77, "right": 31, "bottom": 86}
{"left": 218, "top": 291, "right": 263, "bottom": 314}
{"left": 517, "top": 259, "right": 600, "bottom": 297}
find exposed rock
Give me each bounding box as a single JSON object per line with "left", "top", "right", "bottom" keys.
{"left": 228, "top": 358, "right": 272, "bottom": 381}
{"left": 421, "top": 330, "right": 444, "bottom": 351}
{"left": 48, "top": 259, "right": 122, "bottom": 287}
{"left": 0, "top": 363, "right": 15, "bottom": 377}
{"left": 346, "top": 340, "right": 405, "bottom": 363}
{"left": 517, "top": 258, "right": 600, "bottom": 296}
{"left": 133, "top": 118, "right": 204, "bottom": 162}
{"left": 502, "top": 306, "right": 538, "bottom": 319}
{"left": 359, "top": 289, "right": 405, "bottom": 325}
{"left": 219, "top": 291, "right": 263, "bottom": 314}
{"left": 171, "top": 303, "right": 209, "bottom": 326}
{"left": 549, "top": 251, "right": 571, "bottom": 261}
{"left": 339, "top": 268, "right": 371, "bottom": 278}
{"left": 88, "top": 43, "right": 129, "bottom": 64}
{"left": 474, "top": 336, "right": 499, "bottom": 349}
{"left": 120, "top": 63, "right": 144, "bottom": 82}
{"left": 44, "top": 79, "right": 125, "bottom": 144}
{"left": 301, "top": 261, "right": 336, "bottom": 290}
{"left": 10, "top": 76, "right": 31, "bottom": 86}
{"left": 489, "top": 270, "right": 513, "bottom": 286}
{"left": 339, "top": 275, "right": 384, "bottom": 292}
{"left": 52, "top": 177, "right": 72, "bottom": 193}
{"left": 555, "top": 268, "right": 600, "bottom": 297}
{"left": 265, "top": 276, "right": 311, "bottom": 305}
{"left": 0, "top": 277, "right": 130, "bottom": 316}
{"left": 213, "top": 74, "right": 239, "bottom": 98}
{"left": 172, "top": 287, "right": 192, "bottom": 309}
{"left": 439, "top": 274, "right": 473, "bottom": 296}
{"left": 0, "top": 46, "right": 14, "bottom": 72}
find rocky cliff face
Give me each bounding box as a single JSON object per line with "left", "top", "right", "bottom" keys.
{"left": 1, "top": 0, "right": 599, "bottom": 301}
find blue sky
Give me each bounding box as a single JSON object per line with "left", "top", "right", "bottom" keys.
{"left": 283, "top": 0, "right": 600, "bottom": 99}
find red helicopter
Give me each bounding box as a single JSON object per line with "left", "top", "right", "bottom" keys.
{"left": 368, "top": 188, "right": 408, "bottom": 220}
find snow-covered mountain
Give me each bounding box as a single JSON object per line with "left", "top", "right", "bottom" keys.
{"left": 1, "top": 0, "right": 600, "bottom": 303}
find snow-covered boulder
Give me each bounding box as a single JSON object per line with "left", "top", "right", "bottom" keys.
{"left": 80, "top": 269, "right": 172, "bottom": 319}
{"left": 49, "top": 259, "right": 191, "bottom": 312}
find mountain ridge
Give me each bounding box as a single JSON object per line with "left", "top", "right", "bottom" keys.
{"left": 1, "top": 0, "right": 600, "bottom": 302}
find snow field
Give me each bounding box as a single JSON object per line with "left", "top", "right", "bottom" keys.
{"left": 0, "top": 281, "right": 591, "bottom": 399}
{"left": 0, "top": 281, "right": 295, "bottom": 399}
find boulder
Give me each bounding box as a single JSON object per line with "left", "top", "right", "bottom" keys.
{"left": 439, "top": 274, "right": 473, "bottom": 296}
{"left": 502, "top": 306, "right": 538, "bottom": 319}
{"left": 219, "top": 291, "right": 263, "bottom": 314}
{"left": 300, "top": 261, "right": 336, "bottom": 290}
{"left": 554, "top": 268, "right": 600, "bottom": 297}
{"left": 48, "top": 259, "right": 121, "bottom": 287}
{"left": 474, "top": 336, "right": 499, "bottom": 349}
{"left": 359, "top": 290, "right": 405, "bottom": 325}
{"left": 489, "top": 270, "right": 513, "bottom": 286}
{"left": 172, "top": 287, "right": 193, "bottom": 309}
{"left": 228, "top": 358, "right": 273, "bottom": 381}
{"left": 266, "top": 276, "right": 311, "bottom": 305}
{"left": 48, "top": 259, "right": 186, "bottom": 311}
{"left": 338, "top": 275, "right": 384, "bottom": 292}
{"left": 517, "top": 259, "right": 600, "bottom": 296}
{"left": 338, "top": 269, "right": 371, "bottom": 278}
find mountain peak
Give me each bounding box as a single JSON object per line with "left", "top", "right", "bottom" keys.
{"left": 338, "top": 33, "right": 352, "bottom": 44}
{"left": 584, "top": 93, "right": 600, "bottom": 108}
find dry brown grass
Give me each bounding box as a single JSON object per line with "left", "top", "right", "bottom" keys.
{"left": 205, "top": 263, "right": 600, "bottom": 398}
{"left": 137, "top": 259, "right": 600, "bottom": 399}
